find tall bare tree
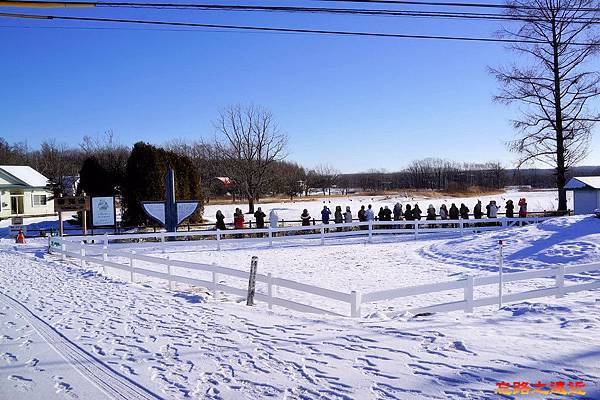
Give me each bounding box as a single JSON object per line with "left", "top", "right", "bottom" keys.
{"left": 491, "top": 0, "right": 600, "bottom": 211}
{"left": 215, "top": 105, "right": 288, "bottom": 213}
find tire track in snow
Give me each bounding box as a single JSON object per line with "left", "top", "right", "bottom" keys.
{"left": 0, "top": 291, "right": 163, "bottom": 400}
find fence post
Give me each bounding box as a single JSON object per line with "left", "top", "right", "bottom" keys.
{"left": 350, "top": 290, "right": 362, "bottom": 318}
{"left": 160, "top": 232, "right": 166, "bottom": 253}
{"left": 555, "top": 265, "right": 565, "bottom": 298}
{"left": 164, "top": 255, "right": 174, "bottom": 291}
{"left": 320, "top": 226, "right": 325, "bottom": 246}
{"left": 267, "top": 272, "right": 273, "bottom": 310}
{"left": 212, "top": 270, "right": 219, "bottom": 299}
{"left": 464, "top": 276, "right": 474, "bottom": 313}
{"left": 268, "top": 226, "right": 273, "bottom": 247}
{"left": 47, "top": 236, "right": 52, "bottom": 254}
{"left": 216, "top": 229, "right": 221, "bottom": 251}
{"left": 80, "top": 241, "right": 85, "bottom": 267}
{"left": 498, "top": 240, "right": 504, "bottom": 309}
{"left": 61, "top": 242, "right": 66, "bottom": 261}
{"left": 246, "top": 256, "right": 258, "bottom": 306}
{"left": 368, "top": 220, "right": 373, "bottom": 243}
{"left": 459, "top": 220, "right": 464, "bottom": 236}
{"left": 414, "top": 221, "right": 419, "bottom": 239}
{"left": 501, "top": 217, "right": 507, "bottom": 228}
{"left": 130, "top": 251, "right": 135, "bottom": 283}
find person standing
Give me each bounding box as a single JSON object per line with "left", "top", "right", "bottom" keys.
{"left": 487, "top": 201, "right": 499, "bottom": 218}
{"left": 413, "top": 204, "right": 422, "bottom": 220}
{"left": 404, "top": 204, "right": 414, "bottom": 221}
{"left": 426, "top": 204, "right": 436, "bottom": 220}
{"left": 505, "top": 200, "right": 515, "bottom": 218}
{"left": 365, "top": 204, "right": 375, "bottom": 221}
{"left": 439, "top": 204, "right": 448, "bottom": 220}
{"left": 518, "top": 198, "right": 528, "bottom": 218}
{"left": 382, "top": 206, "right": 392, "bottom": 221}
{"left": 254, "top": 207, "right": 266, "bottom": 228}
{"left": 393, "top": 203, "right": 403, "bottom": 221}
{"left": 301, "top": 209, "right": 311, "bottom": 226}
{"left": 321, "top": 206, "right": 331, "bottom": 224}
{"left": 358, "top": 205, "right": 367, "bottom": 230}
{"left": 344, "top": 206, "right": 352, "bottom": 223}
{"left": 215, "top": 210, "right": 226, "bottom": 230}
{"left": 377, "top": 207, "right": 385, "bottom": 222}
{"left": 460, "top": 203, "right": 470, "bottom": 219}
{"left": 449, "top": 203, "right": 459, "bottom": 220}
{"left": 334, "top": 206, "right": 343, "bottom": 224}
{"left": 474, "top": 200, "right": 483, "bottom": 219}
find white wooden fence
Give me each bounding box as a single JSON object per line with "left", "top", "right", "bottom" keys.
{"left": 58, "top": 216, "right": 553, "bottom": 252}
{"left": 49, "top": 234, "right": 600, "bottom": 318}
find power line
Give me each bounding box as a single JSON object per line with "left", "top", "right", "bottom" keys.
{"left": 1, "top": 1, "right": 599, "bottom": 25}
{"left": 1, "top": 11, "right": 595, "bottom": 44}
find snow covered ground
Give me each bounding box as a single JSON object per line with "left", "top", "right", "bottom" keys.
{"left": 0, "top": 203, "right": 598, "bottom": 399}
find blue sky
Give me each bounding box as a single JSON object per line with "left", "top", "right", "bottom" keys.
{"left": 1, "top": 1, "right": 599, "bottom": 172}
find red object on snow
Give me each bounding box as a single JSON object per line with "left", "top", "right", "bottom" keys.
{"left": 16, "top": 229, "right": 25, "bottom": 244}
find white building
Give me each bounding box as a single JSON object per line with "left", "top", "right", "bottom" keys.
{"left": 0, "top": 166, "right": 55, "bottom": 219}
{"left": 565, "top": 176, "right": 600, "bottom": 215}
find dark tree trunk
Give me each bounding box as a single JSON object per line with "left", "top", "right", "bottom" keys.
{"left": 552, "top": 16, "right": 568, "bottom": 212}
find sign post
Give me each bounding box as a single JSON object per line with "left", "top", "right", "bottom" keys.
{"left": 91, "top": 197, "right": 116, "bottom": 229}
{"left": 54, "top": 196, "right": 90, "bottom": 236}
{"left": 246, "top": 256, "right": 258, "bottom": 306}
{"left": 498, "top": 239, "right": 504, "bottom": 309}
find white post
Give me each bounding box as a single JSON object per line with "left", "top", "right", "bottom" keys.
{"left": 216, "top": 229, "right": 221, "bottom": 251}
{"left": 160, "top": 232, "right": 166, "bottom": 253}
{"left": 464, "top": 276, "right": 474, "bottom": 313}
{"left": 498, "top": 240, "right": 504, "bottom": 309}
{"left": 80, "top": 242, "right": 85, "bottom": 267}
{"left": 212, "top": 271, "right": 219, "bottom": 299}
{"left": 320, "top": 226, "right": 325, "bottom": 246}
{"left": 414, "top": 221, "right": 419, "bottom": 240}
{"left": 368, "top": 221, "right": 373, "bottom": 243}
{"left": 268, "top": 226, "right": 273, "bottom": 247}
{"left": 167, "top": 255, "right": 174, "bottom": 291}
{"left": 555, "top": 265, "right": 565, "bottom": 298}
{"left": 501, "top": 217, "right": 507, "bottom": 228}
{"left": 267, "top": 272, "right": 273, "bottom": 310}
{"left": 129, "top": 251, "right": 135, "bottom": 283}
{"left": 459, "top": 220, "right": 464, "bottom": 236}
{"left": 350, "top": 290, "right": 362, "bottom": 318}
{"left": 61, "top": 242, "right": 66, "bottom": 261}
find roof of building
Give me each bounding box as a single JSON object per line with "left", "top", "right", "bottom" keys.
{"left": 0, "top": 166, "right": 50, "bottom": 187}
{"left": 565, "top": 176, "right": 600, "bottom": 190}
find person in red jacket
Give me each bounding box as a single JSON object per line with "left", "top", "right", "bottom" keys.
{"left": 234, "top": 208, "right": 245, "bottom": 229}
{"left": 518, "top": 198, "right": 528, "bottom": 218}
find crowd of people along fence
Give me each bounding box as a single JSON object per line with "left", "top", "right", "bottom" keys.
{"left": 213, "top": 198, "right": 531, "bottom": 231}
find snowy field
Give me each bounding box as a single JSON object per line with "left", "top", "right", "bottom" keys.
{"left": 0, "top": 211, "right": 599, "bottom": 399}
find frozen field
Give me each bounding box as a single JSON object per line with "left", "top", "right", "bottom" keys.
{"left": 0, "top": 213, "right": 598, "bottom": 399}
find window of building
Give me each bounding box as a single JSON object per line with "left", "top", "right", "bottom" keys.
{"left": 33, "top": 194, "right": 47, "bottom": 207}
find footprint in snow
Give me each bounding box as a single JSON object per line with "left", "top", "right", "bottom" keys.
{"left": 8, "top": 375, "right": 35, "bottom": 392}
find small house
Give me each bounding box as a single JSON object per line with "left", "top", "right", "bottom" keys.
{"left": 565, "top": 176, "right": 600, "bottom": 215}
{"left": 0, "top": 166, "right": 55, "bottom": 219}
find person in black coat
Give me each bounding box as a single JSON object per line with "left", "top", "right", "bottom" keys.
{"left": 378, "top": 207, "right": 385, "bottom": 221}
{"left": 404, "top": 204, "right": 414, "bottom": 221}
{"left": 301, "top": 209, "right": 311, "bottom": 226}
{"left": 358, "top": 205, "right": 367, "bottom": 230}
{"left": 215, "top": 210, "right": 227, "bottom": 230}
{"left": 449, "top": 203, "right": 459, "bottom": 220}
{"left": 460, "top": 203, "right": 470, "bottom": 219}
{"left": 505, "top": 200, "right": 514, "bottom": 218}
{"left": 382, "top": 206, "right": 392, "bottom": 221}
{"left": 413, "top": 204, "right": 422, "bottom": 220}
{"left": 254, "top": 207, "right": 266, "bottom": 228}
{"left": 474, "top": 200, "right": 483, "bottom": 219}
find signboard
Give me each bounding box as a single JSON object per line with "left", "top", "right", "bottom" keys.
{"left": 91, "top": 197, "right": 116, "bottom": 227}
{"left": 177, "top": 202, "right": 199, "bottom": 224}
{"left": 142, "top": 203, "right": 166, "bottom": 225}
{"left": 9, "top": 225, "right": 26, "bottom": 237}
{"left": 55, "top": 196, "right": 90, "bottom": 212}
{"left": 11, "top": 216, "right": 23, "bottom": 225}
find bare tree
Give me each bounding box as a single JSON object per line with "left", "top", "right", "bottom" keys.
{"left": 312, "top": 164, "right": 340, "bottom": 195}
{"left": 215, "top": 105, "right": 288, "bottom": 213}
{"left": 491, "top": 0, "right": 600, "bottom": 211}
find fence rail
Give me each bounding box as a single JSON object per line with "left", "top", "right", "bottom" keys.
{"left": 48, "top": 230, "right": 600, "bottom": 318}
{"left": 56, "top": 216, "right": 554, "bottom": 251}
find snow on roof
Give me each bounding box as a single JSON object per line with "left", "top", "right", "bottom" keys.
{"left": 565, "top": 176, "right": 600, "bottom": 190}
{"left": 0, "top": 166, "right": 49, "bottom": 187}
